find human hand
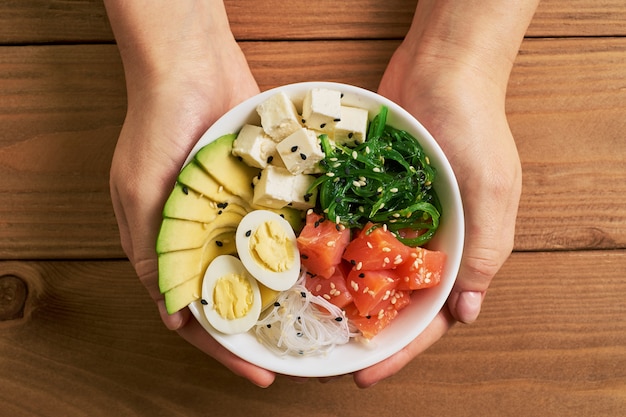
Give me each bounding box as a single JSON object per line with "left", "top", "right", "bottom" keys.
{"left": 107, "top": 17, "right": 276, "bottom": 385}
{"left": 352, "top": 34, "right": 523, "bottom": 388}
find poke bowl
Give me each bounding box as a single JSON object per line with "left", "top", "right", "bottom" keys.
{"left": 156, "top": 81, "right": 464, "bottom": 377}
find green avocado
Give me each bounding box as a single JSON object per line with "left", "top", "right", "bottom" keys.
{"left": 158, "top": 230, "right": 237, "bottom": 294}
{"left": 194, "top": 134, "right": 260, "bottom": 203}
{"left": 163, "top": 183, "right": 248, "bottom": 223}
{"left": 156, "top": 213, "right": 241, "bottom": 254}
{"left": 163, "top": 276, "right": 202, "bottom": 315}
{"left": 177, "top": 161, "right": 247, "bottom": 206}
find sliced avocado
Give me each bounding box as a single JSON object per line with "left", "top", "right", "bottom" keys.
{"left": 158, "top": 230, "right": 237, "bottom": 294}
{"left": 163, "top": 183, "right": 248, "bottom": 223}
{"left": 162, "top": 184, "right": 219, "bottom": 223}
{"left": 178, "top": 160, "right": 249, "bottom": 206}
{"left": 194, "top": 134, "right": 260, "bottom": 203}
{"left": 266, "top": 206, "right": 305, "bottom": 233}
{"left": 156, "top": 212, "right": 241, "bottom": 253}
{"left": 163, "top": 275, "right": 202, "bottom": 315}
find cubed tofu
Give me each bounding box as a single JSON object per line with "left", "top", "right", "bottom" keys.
{"left": 290, "top": 174, "right": 317, "bottom": 210}
{"left": 302, "top": 88, "right": 342, "bottom": 133}
{"left": 256, "top": 92, "right": 302, "bottom": 141}
{"left": 334, "top": 106, "right": 369, "bottom": 146}
{"left": 232, "top": 124, "right": 277, "bottom": 168}
{"left": 276, "top": 128, "right": 325, "bottom": 175}
{"left": 252, "top": 165, "right": 295, "bottom": 209}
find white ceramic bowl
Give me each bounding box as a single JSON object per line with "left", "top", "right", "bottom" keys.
{"left": 186, "top": 82, "right": 464, "bottom": 377}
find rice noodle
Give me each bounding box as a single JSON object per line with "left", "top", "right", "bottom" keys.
{"left": 254, "top": 271, "right": 356, "bottom": 357}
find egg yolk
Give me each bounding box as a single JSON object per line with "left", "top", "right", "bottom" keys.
{"left": 250, "top": 220, "right": 294, "bottom": 272}
{"left": 213, "top": 273, "right": 253, "bottom": 320}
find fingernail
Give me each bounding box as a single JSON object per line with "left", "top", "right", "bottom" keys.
{"left": 458, "top": 291, "right": 482, "bottom": 323}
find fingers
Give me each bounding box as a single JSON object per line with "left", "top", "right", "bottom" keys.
{"left": 352, "top": 306, "right": 455, "bottom": 388}
{"left": 177, "top": 318, "right": 276, "bottom": 388}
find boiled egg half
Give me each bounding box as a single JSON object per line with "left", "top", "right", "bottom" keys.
{"left": 236, "top": 210, "right": 301, "bottom": 291}
{"left": 201, "top": 254, "right": 262, "bottom": 334}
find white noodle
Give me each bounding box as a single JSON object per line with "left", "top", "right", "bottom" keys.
{"left": 254, "top": 271, "right": 357, "bottom": 357}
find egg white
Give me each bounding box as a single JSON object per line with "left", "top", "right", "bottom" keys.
{"left": 201, "top": 254, "right": 262, "bottom": 334}
{"left": 236, "top": 210, "right": 301, "bottom": 291}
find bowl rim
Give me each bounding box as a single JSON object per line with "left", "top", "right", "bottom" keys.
{"left": 184, "top": 81, "right": 464, "bottom": 377}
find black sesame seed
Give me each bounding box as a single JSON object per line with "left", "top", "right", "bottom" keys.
{"left": 267, "top": 324, "right": 272, "bottom": 328}
{"left": 335, "top": 224, "right": 341, "bottom": 231}
{"left": 302, "top": 119, "right": 306, "bottom": 124}
{"left": 340, "top": 93, "right": 344, "bottom": 98}
{"left": 301, "top": 254, "right": 309, "bottom": 259}
{"left": 297, "top": 332, "right": 303, "bottom": 337}
{"left": 333, "top": 118, "right": 341, "bottom": 122}
{"left": 200, "top": 299, "right": 208, "bottom": 305}
{"left": 359, "top": 273, "right": 365, "bottom": 278}
{"left": 217, "top": 202, "right": 228, "bottom": 209}
{"left": 217, "top": 210, "right": 223, "bottom": 215}
{"left": 300, "top": 291, "right": 306, "bottom": 298}
{"left": 245, "top": 230, "right": 252, "bottom": 237}
{"left": 314, "top": 220, "right": 320, "bottom": 228}
{"left": 274, "top": 301, "right": 281, "bottom": 307}
{"left": 350, "top": 259, "right": 356, "bottom": 265}
{"left": 291, "top": 145, "right": 298, "bottom": 152}
{"left": 366, "top": 315, "right": 371, "bottom": 319}
{"left": 334, "top": 317, "right": 343, "bottom": 322}
{"left": 348, "top": 132, "right": 354, "bottom": 139}
{"left": 215, "top": 241, "right": 223, "bottom": 247}
{"left": 300, "top": 153, "right": 307, "bottom": 160}
{"left": 303, "top": 193, "right": 312, "bottom": 202}
{"left": 320, "top": 123, "right": 326, "bottom": 129}
{"left": 267, "top": 155, "right": 274, "bottom": 164}
{"left": 182, "top": 186, "right": 189, "bottom": 195}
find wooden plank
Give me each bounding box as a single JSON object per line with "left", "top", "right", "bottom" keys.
{"left": 0, "top": 45, "right": 126, "bottom": 259}
{"left": 1, "top": 0, "right": 626, "bottom": 44}
{"left": 0, "top": 38, "right": 624, "bottom": 258}
{"left": 508, "top": 38, "right": 626, "bottom": 250}
{"left": 0, "top": 250, "right": 624, "bottom": 416}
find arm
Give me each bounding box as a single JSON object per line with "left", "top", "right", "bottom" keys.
{"left": 103, "top": 0, "right": 272, "bottom": 387}
{"left": 355, "top": 0, "right": 539, "bottom": 387}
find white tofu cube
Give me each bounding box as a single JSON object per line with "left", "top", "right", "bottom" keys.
{"left": 334, "top": 106, "right": 369, "bottom": 146}
{"left": 256, "top": 92, "right": 302, "bottom": 141}
{"left": 232, "top": 124, "right": 277, "bottom": 168}
{"left": 289, "top": 174, "right": 317, "bottom": 210}
{"left": 302, "top": 88, "right": 342, "bottom": 132}
{"left": 252, "top": 165, "right": 295, "bottom": 209}
{"left": 276, "top": 128, "right": 325, "bottom": 175}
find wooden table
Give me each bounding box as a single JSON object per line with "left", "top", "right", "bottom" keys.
{"left": 1, "top": 1, "right": 625, "bottom": 416}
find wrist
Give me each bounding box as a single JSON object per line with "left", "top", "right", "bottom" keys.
{"left": 105, "top": 0, "right": 235, "bottom": 93}
{"left": 400, "top": 0, "right": 539, "bottom": 96}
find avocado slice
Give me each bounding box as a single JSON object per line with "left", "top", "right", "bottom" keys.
{"left": 158, "top": 230, "right": 237, "bottom": 294}
{"left": 163, "top": 183, "right": 248, "bottom": 223}
{"left": 156, "top": 212, "right": 241, "bottom": 254}
{"left": 177, "top": 161, "right": 248, "bottom": 207}
{"left": 194, "top": 134, "right": 260, "bottom": 203}
{"left": 163, "top": 275, "right": 202, "bottom": 315}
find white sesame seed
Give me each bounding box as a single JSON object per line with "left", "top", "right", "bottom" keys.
{"left": 315, "top": 284, "right": 322, "bottom": 292}
{"left": 367, "top": 242, "right": 373, "bottom": 249}
{"left": 356, "top": 261, "right": 363, "bottom": 271}
{"left": 353, "top": 180, "right": 361, "bottom": 187}
{"left": 390, "top": 188, "right": 398, "bottom": 193}
{"left": 326, "top": 172, "right": 335, "bottom": 177}
{"left": 382, "top": 247, "right": 391, "bottom": 252}
{"left": 327, "top": 240, "right": 336, "bottom": 247}
{"left": 352, "top": 151, "right": 358, "bottom": 159}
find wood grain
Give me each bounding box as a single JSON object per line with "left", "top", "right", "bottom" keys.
{"left": 1, "top": 38, "right": 625, "bottom": 258}
{"left": 1, "top": 0, "right": 626, "bottom": 44}
{"left": 0, "top": 251, "right": 624, "bottom": 416}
